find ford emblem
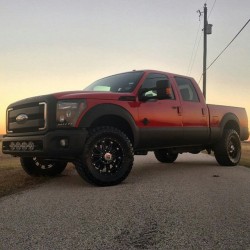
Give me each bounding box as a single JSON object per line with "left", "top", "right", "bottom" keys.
{"left": 16, "top": 114, "right": 29, "bottom": 123}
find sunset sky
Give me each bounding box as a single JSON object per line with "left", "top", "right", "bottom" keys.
{"left": 1, "top": 0, "right": 250, "bottom": 135}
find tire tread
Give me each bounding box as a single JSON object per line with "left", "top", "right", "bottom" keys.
{"left": 75, "top": 126, "right": 134, "bottom": 186}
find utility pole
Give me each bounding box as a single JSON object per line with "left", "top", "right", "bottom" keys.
{"left": 202, "top": 3, "right": 212, "bottom": 99}
{"left": 203, "top": 3, "right": 207, "bottom": 99}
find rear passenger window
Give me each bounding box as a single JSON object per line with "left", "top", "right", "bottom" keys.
{"left": 175, "top": 77, "right": 199, "bottom": 102}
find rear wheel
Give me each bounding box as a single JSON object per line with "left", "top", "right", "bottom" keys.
{"left": 214, "top": 129, "right": 241, "bottom": 166}
{"left": 154, "top": 149, "right": 178, "bottom": 163}
{"left": 20, "top": 157, "right": 67, "bottom": 176}
{"left": 75, "top": 126, "right": 134, "bottom": 186}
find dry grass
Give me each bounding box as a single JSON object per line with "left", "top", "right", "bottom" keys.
{"left": 0, "top": 140, "right": 74, "bottom": 198}
{"left": 0, "top": 140, "right": 249, "bottom": 198}
{"left": 240, "top": 142, "right": 250, "bottom": 168}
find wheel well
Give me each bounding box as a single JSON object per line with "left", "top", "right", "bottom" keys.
{"left": 224, "top": 120, "right": 240, "bottom": 135}
{"left": 90, "top": 115, "right": 134, "bottom": 144}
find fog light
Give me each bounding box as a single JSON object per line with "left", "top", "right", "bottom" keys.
{"left": 9, "top": 142, "right": 16, "bottom": 151}
{"left": 21, "top": 142, "right": 28, "bottom": 151}
{"left": 27, "top": 142, "right": 35, "bottom": 151}
{"left": 15, "top": 142, "right": 21, "bottom": 150}
{"left": 60, "top": 139, "right": 68, "bottom": 147}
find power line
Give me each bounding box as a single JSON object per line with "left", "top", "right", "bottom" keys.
{"left": 189, "top": 32, "right": 203, "bottom": 76}
{"left": 207, "top": 18, "right": 250, "bottom": 71}
{"left": 197, "top": 1, "right": 216, "bottom": 85}
{"left": 198, "top": 73, "right": 203, "bottom": 84}
{"left": 199, "top": 18, "right": 250, "bottom": 84}
{"left": 208, "top": 0, "right": 217, "bottom": 18}
{"left": 187, "top": 20, "right": 202, "bottom": 75}
{"left": 187, "top": 2, "right": 208, "bottom": 76}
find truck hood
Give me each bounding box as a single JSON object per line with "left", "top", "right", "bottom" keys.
{"left": 53, "top": 91, "right": 135, "bottom": 100}
{"left": 7, "top": 91, "right": 135, "bottom": 109}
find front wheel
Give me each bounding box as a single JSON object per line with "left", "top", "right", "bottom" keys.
{"left": 75, "top": 126, "right": 134, "bottom": 186}
{"left": 20, "top": 157, "right": 67, "bottom": 176}
{"left": 214, "top": 129, "right": 241, "bottom": 166}
{"left": 154, "top": 149, "right": 178, "bottom": 163}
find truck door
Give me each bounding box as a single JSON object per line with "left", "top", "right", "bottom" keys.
{"left": 174, "top": 76, "right": 209, "bottom": 145}
{"left": 137, "top": 73, "right": 183, "bottom": 148}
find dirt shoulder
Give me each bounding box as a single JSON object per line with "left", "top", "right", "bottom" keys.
{"left": 0, "top": 143, "right": 50, "bottom": 197}
{"left": 0, "top": 141, "right": 74, "bottom": 198}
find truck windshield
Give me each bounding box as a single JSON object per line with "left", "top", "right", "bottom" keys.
{"left": 84, "top": 71, "right": 144, "bottom": 93}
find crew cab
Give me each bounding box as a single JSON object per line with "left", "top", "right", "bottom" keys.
{"left": 2, "top": 70, "right": 249, "bottom": 186}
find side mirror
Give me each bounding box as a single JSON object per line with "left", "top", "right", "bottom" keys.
{"left": 138, "top": 88, "right": 155, "bottom": 101}
{"left": 156, "top": 80, "right": 171, "bottom": 100}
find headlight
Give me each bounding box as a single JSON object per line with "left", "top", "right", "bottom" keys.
{"left": 56, "top": 100, "right": 86, "bottom": 127}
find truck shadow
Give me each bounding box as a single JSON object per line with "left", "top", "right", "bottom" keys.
{"left": 126, "top": 153, "right": 230, "bottom": 184}
{"left": 57, "top": 153, "right": 223, "bottom": 188}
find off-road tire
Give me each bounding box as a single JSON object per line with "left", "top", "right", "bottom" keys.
{"left": 75, "top": 126, "right": 134, "bottom": 186}
{"left": 214, "top": 129, "right": 241, "bottom": 166}
{"left": 20, "top": 157, "right": 67, "bottom": 176}
{"left": 154, "top": 149, "right": 178, "bottom": 163}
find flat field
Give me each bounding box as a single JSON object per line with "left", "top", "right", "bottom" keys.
{"left": 0, "top": 140, "right": 249, "bottom": 198}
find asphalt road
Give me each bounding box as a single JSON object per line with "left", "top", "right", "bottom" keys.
{"left": 0, "top": 153, "right": 250, "bottom": 250}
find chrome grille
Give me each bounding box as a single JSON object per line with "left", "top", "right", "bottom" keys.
{"left": 7, "top": 102, "right": 47, "bottom": 133}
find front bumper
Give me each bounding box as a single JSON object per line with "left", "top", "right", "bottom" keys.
{"left": 2, "top": 129, "right": 88, "bottom": 160}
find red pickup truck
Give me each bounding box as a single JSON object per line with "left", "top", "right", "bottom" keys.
{"left": 2, "top": 70, "right": 249, "bottom": 186}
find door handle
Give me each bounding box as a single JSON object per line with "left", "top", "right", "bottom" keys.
{"left": 172, "top": 106, "right": 182, "bottom": 115}
{"left": 202, "top": 108, "right": 206, "bottom": 116}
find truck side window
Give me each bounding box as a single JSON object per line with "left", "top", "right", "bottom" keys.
{"left": 175, "top": 77, "right": 199, "bottom": 102}
{"left": 140, "top": 74, "right": 175, "bottom": 99}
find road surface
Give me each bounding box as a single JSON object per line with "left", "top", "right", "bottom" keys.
{"left": 0, "top": 153, "right": 250, "bottom": 249}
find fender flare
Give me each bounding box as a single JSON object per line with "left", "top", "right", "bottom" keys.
{"left": 219, "top": 112, "right": 240, "bottom": 137}
{"left": 78, "top": 104, "right": 139, "bottom": 145}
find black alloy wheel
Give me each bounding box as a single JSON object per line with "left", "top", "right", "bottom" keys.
{"left": 91, "top": 137, "right": 123, "bottom": 175}
{"left": 20, "top": 157, "right": 67, "bottom": 176}
{"left": 75, "top": 126, "right": 134, "bottom": 186}
{"left": 214, "top": 129, "right": 241, "bottom": 166}
{"left": 154, "top": 149, "right": 178, "bottom": 163}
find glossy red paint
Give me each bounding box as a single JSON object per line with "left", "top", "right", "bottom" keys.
{"left": 52, "top": 70, "right": 248, "bottom": 142}
{"left": 3, "top": 69, "right": 249, "bottom": 179}
{"left": 208, "top": 104, "right": 249, "bottom": 129}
